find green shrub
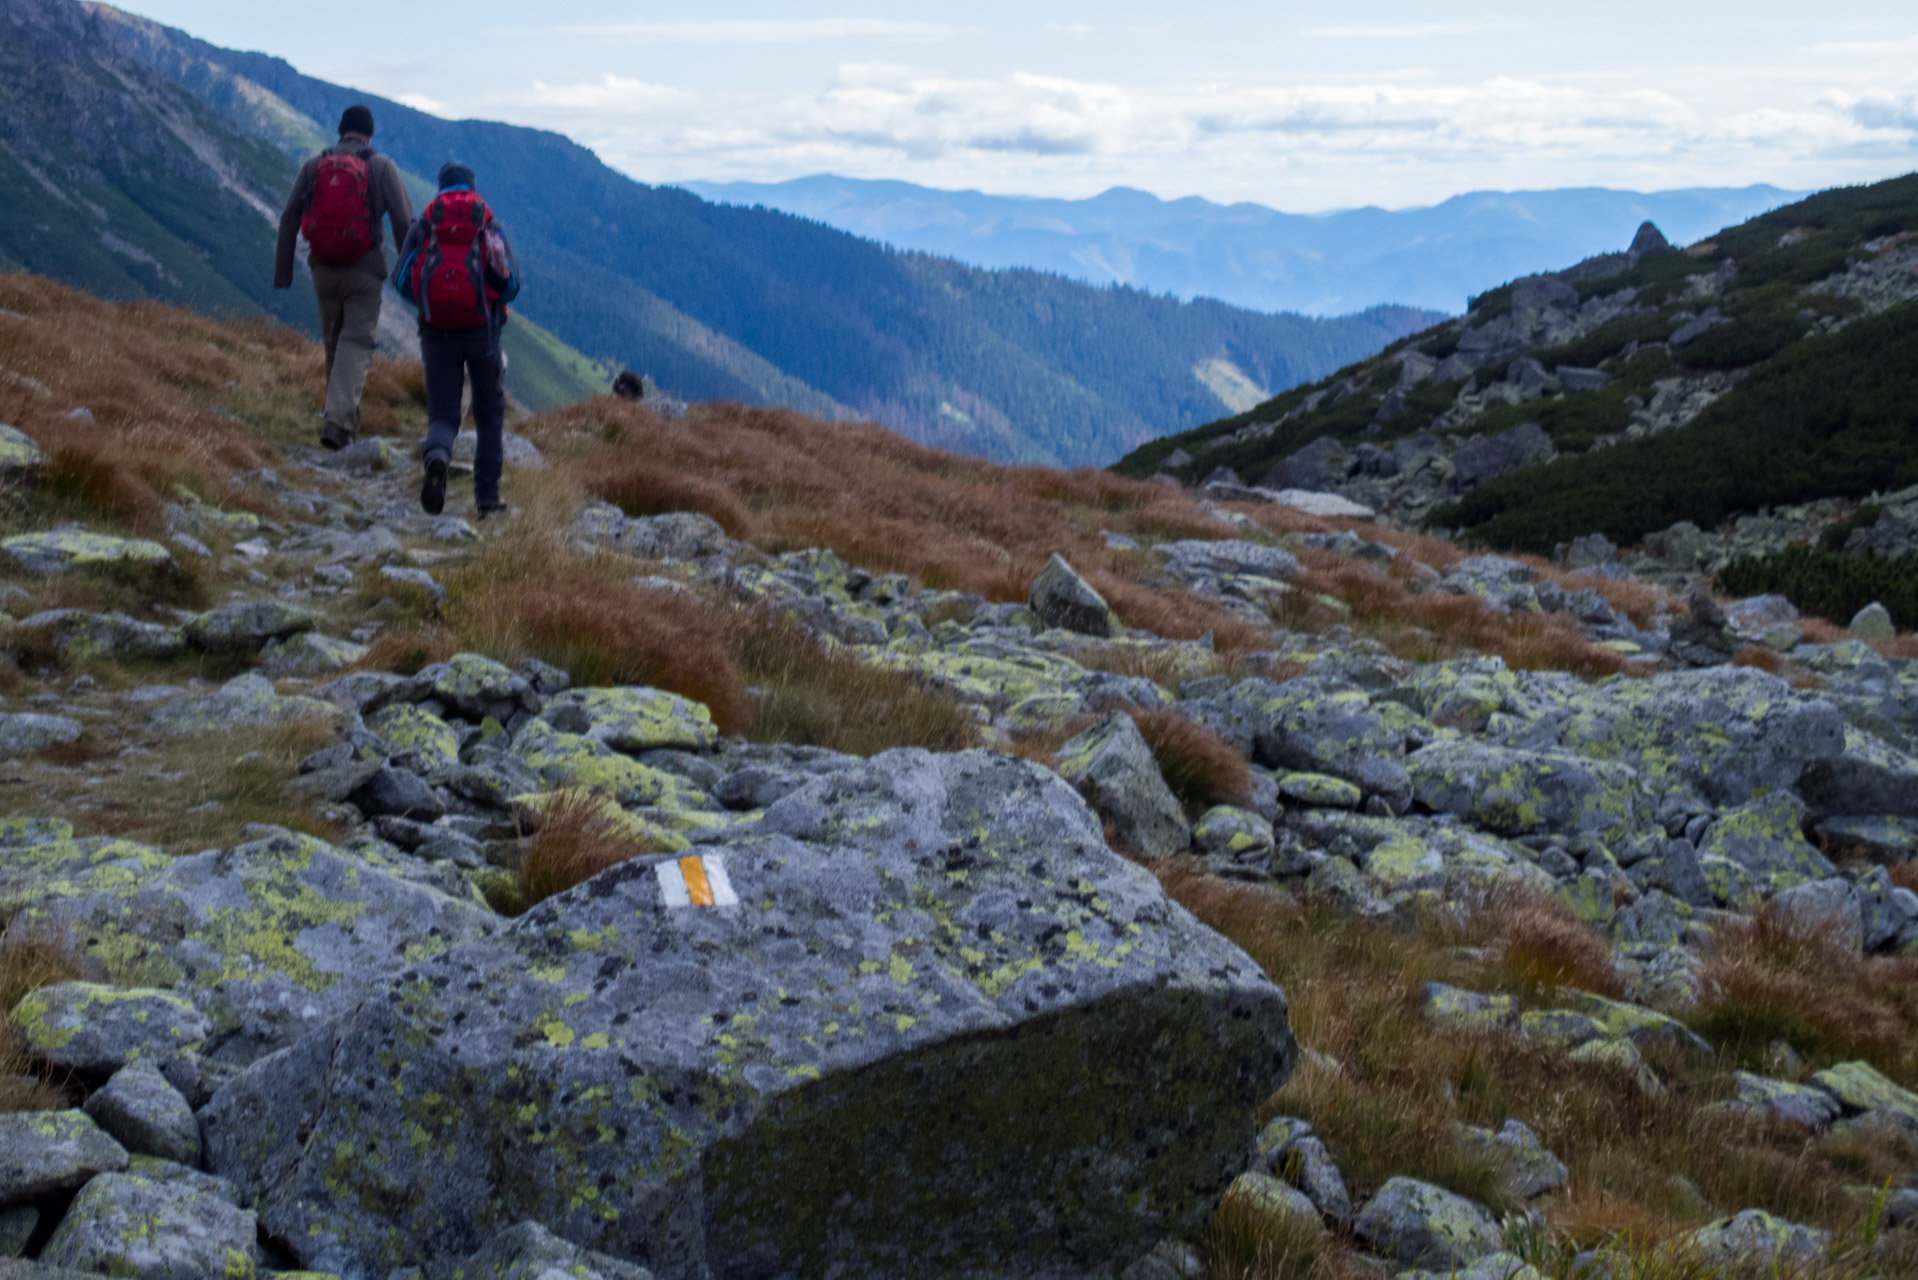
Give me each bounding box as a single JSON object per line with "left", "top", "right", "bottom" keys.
{"left": 1716, "top": 547, "right": 1918, "bottom": 631}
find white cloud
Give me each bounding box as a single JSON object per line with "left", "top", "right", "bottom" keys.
{"left": 474, "top": 62, "right": 1918, "bottom": 210}
{"left": 557, "top": 19, "right": 959, "bottom": 43}
{"left": 1300, "top": 20, "right": 1529, "bottom": 39}
{"left": 395, "top": 92, "right": 451, "bottom": 117}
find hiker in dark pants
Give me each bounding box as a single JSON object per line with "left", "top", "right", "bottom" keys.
{"left": 274, "top": 105, "right": 414, "bottom": 451}
{"left": 395, "top": 163, "right": 521, "bottom": 519}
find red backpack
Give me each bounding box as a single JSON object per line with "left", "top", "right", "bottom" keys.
{"left": 410, "top": 191, "right": 499, "bottom": 329}
{"left": 301, "top": 152, "right": 375, "bottom": 266}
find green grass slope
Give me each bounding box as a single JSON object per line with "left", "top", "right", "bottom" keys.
{"left": 500, "top": 316, "right": 614, "bottom": 412}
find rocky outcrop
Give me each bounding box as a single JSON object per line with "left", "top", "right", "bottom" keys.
{"left": 204, "top": 750, "right": 1295, "bottom": 1279}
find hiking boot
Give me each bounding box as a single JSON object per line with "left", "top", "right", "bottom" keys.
{"left": 420, "top": 456, "right": 448, "bottom": 515}
{"left": 476, "top": 502, "right": 510, "bottom": 522}
{"left": 320, "top": 422, "right": 355, "bottom": 452}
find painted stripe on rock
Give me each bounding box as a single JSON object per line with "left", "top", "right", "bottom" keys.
{"left": 654, "top": 854, "right": 737, "bottom": 909}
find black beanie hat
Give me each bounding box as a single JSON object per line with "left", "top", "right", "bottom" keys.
{"left": 339, "top": 104, "right": 375, "bottom": 138}
{"left": 437, "top": 162, "right": 476, "bottom": 190}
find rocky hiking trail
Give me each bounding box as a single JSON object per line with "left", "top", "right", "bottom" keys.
{"left": 3, "top": 275, "right": 1918, "bottom": 1279}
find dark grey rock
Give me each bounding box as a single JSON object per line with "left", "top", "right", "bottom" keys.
{"left": 83, "top": 1061, "right": 200, "bottom": 1166}
{"left": 348, "top": 767, "right": 447, "bottom": 821}
{"left": 1029, "top": 554, "right": 1117, "bottom": 637}
{"left": 0, "top": 1110, "right": 128, "bottom": 1207}
{"left": 203, "top": 749, "right": 1294, "bottom": 1280}
{"left": 39, "top": 1172, "right": 260, "bottom": 1280}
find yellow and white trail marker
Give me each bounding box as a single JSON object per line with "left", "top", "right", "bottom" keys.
{"left": 655, "top": 853, "right": 738, "bottom": 909}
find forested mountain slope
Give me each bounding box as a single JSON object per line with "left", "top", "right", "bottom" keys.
{"left": 1116, "top": 175, "right": 1918, "bottom": 619}
{"left": 67, "top": 0, "right": 1438, "bottom": 465}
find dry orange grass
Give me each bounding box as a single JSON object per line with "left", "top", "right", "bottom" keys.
{"left": 1154, "top": 865, "right": 1902, "bottom": 1261}
{"left": 505, "top": 788, "right": 658, "bottom": 913}
{"left": 1126, "top": 707, "right": 1253, "bottom": 813}
{"left": 1285, "top": 551, "right": 1634, "bottom": 677}
{"left": 0, "top": 911, "right": 89, "bottom": 1111}
{"left": 587, "top": 459, "right": 753, "bottom": 536}
{"left": 0, "top": 273, "right": 425, "bottom": 542}
{"left": 1690, "top": 901, "right": 1918, "bottom": 1076}
{"left": 1462, "top": 887, "right": 1625, "bottom": 1000}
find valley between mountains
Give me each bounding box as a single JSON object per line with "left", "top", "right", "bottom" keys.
{"left": 0, "top": 264, "right": 1915, "bottom": 1279}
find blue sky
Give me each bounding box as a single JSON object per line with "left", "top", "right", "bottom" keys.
{"left": 124, "top": 1, "right": 1918, "bottom": 210}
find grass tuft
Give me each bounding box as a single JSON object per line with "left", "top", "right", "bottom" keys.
{"left": 0, "top": 911, "right": 90, "bottom": 1112}
{"left": 588, "top": 460, "right": 752, "bottom": 537}
{"left": 1126, "top": 707, "right": 1253, "bottom": 812}
{"left": 500, "top": 788, "right": 659, "bottom": 914}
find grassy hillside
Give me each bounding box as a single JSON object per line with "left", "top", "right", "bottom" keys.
{"left": 82, "top": 2, "right": 1439, "bottom": 465}
{"left": 1116, "top": 173, "right": 1918, "bottom": 553}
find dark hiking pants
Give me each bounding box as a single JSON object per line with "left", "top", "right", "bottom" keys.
{"left": 420, "top": 325, "right": 504, "bottom": 508}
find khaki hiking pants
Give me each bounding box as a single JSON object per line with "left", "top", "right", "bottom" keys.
{"left": 311, "top": 262, "right": 384, "bottom": 445}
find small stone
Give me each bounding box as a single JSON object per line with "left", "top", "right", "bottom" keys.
{"left": 1421, "top": 982, "right": 1517, "bottom": 1033}
{"left": 1221, "top": 1171, "right": 1321, "bottom": 1234}
{"left": 1029, "top": 554, "right": 1117, "bottom": 637}
{"left": 0, "top": 425, "right": 43, "bottom": 472}
{"left": 1276, "top": 772, "right": 1363, "bottom": 809}
{"left": 2, "top": 530, "right": 170, "bottom": 576}
{"left": 0, "top": 713, "right": 82, "bottom": 757}
{"left": 1285, "top": 1136, "right": 1353, "bottom": 1224}
{"left": 183, "top": 601, "right": 317, "bottom": 653}
{"left": 458, "top": 1221, "right": 652, "bottom": 1280}
{"left": 10, "top": 984, "right": 210, "bottom": 1074}
{"left": 1055, "top": 712, "right": 1192, "bottom": 856}
{"left": 1849, "top": 602, "right": 1895, "bottom": 640}
{"left": 1724, "top": 1072, "right": 1841, "bottom": 1129}
{"left": 324, "top": 438, "right": 394, "bottom": 472}
{"left": 1684, "top": 1209, "right": 1828, "bottom": 1270}
{"left": 1353, "top": 1176, "right": 1502, "bottom": 1270}
{"left": 1193, "top": 806, "right": 1275, "bottom": 861}
{"left": 347, "top": 767, "right": 446, "bottom": 821}
{"left": 1812, "top": 1060, "right": 1918, "bottom": 1127}
{"left": 540, "top": 685, "right": 718, "bottom": 752}
{"left": 380, "top": 564, "right": 447, "bottom": 606}
{"left": 262, "top": 632, "right": 368, "bottom": 678}
{"left": 1457, "top": 1119, "right": 1567, "bottom": 1198}
{"left": 83, "top": 1061, "right": 201, "bottom": 1165}
{"left": 0, "top": 1109, "right": 129, "bottom": 1206}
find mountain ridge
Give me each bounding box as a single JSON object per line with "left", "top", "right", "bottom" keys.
{"left": 14, "top": 0, "right": 1439, "bottom": 467}
{"left": 685, "top": 174, "right": 1803, "bottom": 316}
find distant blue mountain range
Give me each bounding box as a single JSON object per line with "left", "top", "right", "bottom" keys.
{"left": 684, "top": 177, "right": 1805, "bottom": 317}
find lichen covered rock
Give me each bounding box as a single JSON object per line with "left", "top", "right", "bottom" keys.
{"left": 3, "top": 530, "right": 170, "bottom": 576}
{"left": 1055, "top": 712, "right": 1192, "bottom": 855}
{"left": 149, "top": 672, "right": 338, "bottom": 737}
{"left": 540, "top": 685, "right": 720, "bottom": 753}
{"left": 1405, "top": 740, "right": 1642, "bottom": 842}
{"left": 1683, "top": 1208, "right": 1827, "bottom": 1270}
{"left": 38, "top": 1172, "right": 260, "bottom": 1280}
{"left": 1029, "top": 554, "right": 1117, "bottom": 637}
{"left": 204, "top": 749, "right": 1294, "bottom": 1279}
{"left": 0, "top": 1110, "right": 128, "bottom": 1207}
{"left": 26, "top": 830, "right": 495, "bottom": 1065}
{"left": 183, "top": 601, "right": 316, "bottom": 653}
{"left": 11, "top": 983, "right": 209, "bottom": 1073}
{"left": 83, "top": 1061, "right": 201, "bottom": 1165}
{"left": 1353, "top": 1176, "right": 1502, "bottom": 1270}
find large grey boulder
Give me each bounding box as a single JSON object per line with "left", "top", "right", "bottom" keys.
{"left": 1209, "top": 678, "right": 1414, "bottom": 813}
{"left": 1159, "top": 540, "right": 1302, "bottom": 583}
{"left": 1530, "top": 666, "right": 1846, "bottom": 808}
{"left": 23, "top": 830, "right": 496, "bottom": 1065}
{"left": 0, "top": 1111, "right": 128, "bottom": 1207}
{"left": 1769, "top": 878, "right": 1864, "bottom": 952}
{"left": 13, "top": 610, "right": 182, "bottom": 663}
{"left": 39, "top": 1172, "right": 260, "bottom": 1280}
{"left": 149, "top": 672, "right": 337, "bottom": 737}
{"left": 1263, "top": 436, "right": 1351, "bottom": 491}
{"left": 1353, "top": 1177, "right": 1502, "bottom": 1270}
{"left": 1458, "top": 1119, "right": 1567, "bottom": 1199}
{"left": 1799, "top": 729, "right": 1918, "bottom": 820}
{"left": 1055, "top": 712, "right": 1192, "bottom": 855}
{"left": 1696, "top": 793, "right": 1836, "bottom": 895}
{"left": 1452, "top": 423, "right": 1555, "bottom": 490}
{"left": 203, "top": 750, "right": 1294, "bottom": 1279}
{"left": 1405, "top": 740, "right": 1642, "bottom": 843}
{"left": 1029, "top": 554, "right": 1117, "bottom": 637}
{"left": 10, "top": 983, "right": 209, "bottom": 1074}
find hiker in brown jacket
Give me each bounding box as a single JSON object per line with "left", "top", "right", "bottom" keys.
{"left": 274, "top": 104, "right": 414, "bottom": 451}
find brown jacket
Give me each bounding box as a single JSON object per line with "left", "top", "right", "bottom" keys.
{"left": 274, "top": 140, "right": 414, "bottom": 287}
